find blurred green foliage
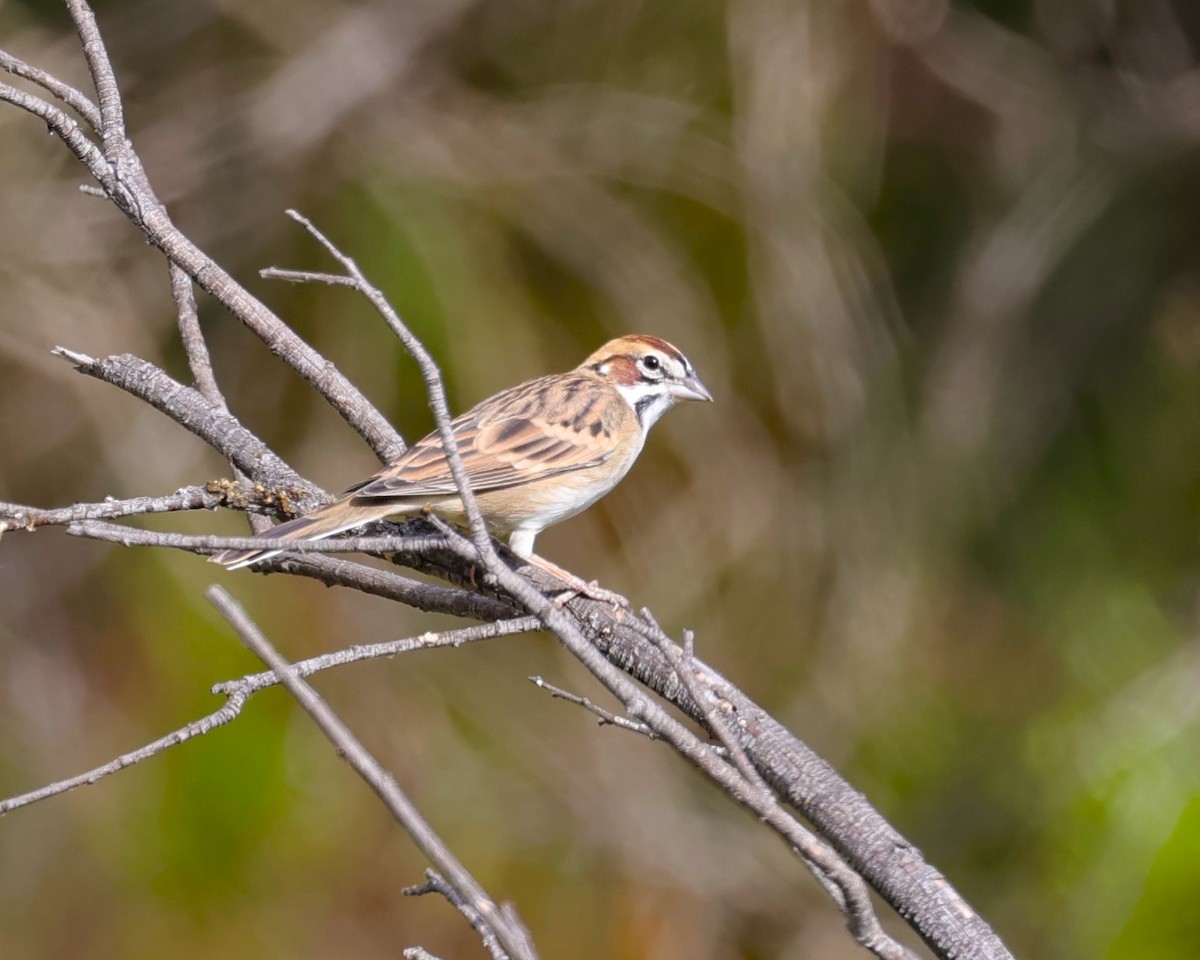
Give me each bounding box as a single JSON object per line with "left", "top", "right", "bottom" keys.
{"left": 3, "top": 0, "right": 1200, "bottom": 957}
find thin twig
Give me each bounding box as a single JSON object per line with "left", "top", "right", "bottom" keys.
{"left": 0, "top": 80, "right": 107, "bottom": 177}
{"left": 0, "top": 692, "right": 249, "bottom": 815}
{"left": 261, "top": 267, "right": 356, "bottom": 287}
{"left": 529, "top": 676, "right": 660, "bottom": 739}
{"left": 66, "top": 0, "right": 125, "bottom": 150}
{"left": 52, "top": 348, "right": 312, "bottom": 493}
{"left": 404, "top": 870, "right": 513, "bottom": 960}
{"left": 67, "top": 519, "right": 453, "bottom": 557}
{"left": 172, "top": 234, "right": 282, "bottom": 538}
{"left": 6, "top": 507, "right": 518, "bottom": 620}
{"left": 276, "top": 210, "right": 492, "bottom": 555}
{"left": 65, "top": 518, "right": 540, "bottom": 619}
{"left": 212, "top": 616, "right": 542, "bottom": 698}
{"left": 170, "top": 263, "right": 224, "bottom": 406}
{"left": 0, "top": 48, "right": 101, "bottom": 130}
{"left": 0, "top": 617, "right": 538, "bottom": 816}
{"left": 0, "top": 486, "right": 238, "bottom": 532}
{"left": 207, "top": 587, "right": 540, "bottom": 960}
{"left": 402, "top": 948, "right": 446, "bottom": 960}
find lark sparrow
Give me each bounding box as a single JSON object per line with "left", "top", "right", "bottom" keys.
{"left": 214, "top": 334, "right": 711, "bottom": 573}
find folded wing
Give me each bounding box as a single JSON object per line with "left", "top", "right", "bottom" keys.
{"left": 348, "top": 372, "right": 622, "bottom": 500}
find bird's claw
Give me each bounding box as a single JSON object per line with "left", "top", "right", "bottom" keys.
{"left": 553, "top": 578, "right": 630, "bottom": 609}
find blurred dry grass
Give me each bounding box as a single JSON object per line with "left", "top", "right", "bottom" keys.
{"left": 3, "top": 0, "right": 1200, "bottom": 957}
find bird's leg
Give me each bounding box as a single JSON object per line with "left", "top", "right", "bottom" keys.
{"left": 522, "top": 553, "right": 630, "bottom": 608}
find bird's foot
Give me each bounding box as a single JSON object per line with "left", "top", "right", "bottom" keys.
{"left": 551, "top": 577, "right": 629, "bottom": 609}
{"left": 523, "top": 553, "right": 630, "bottom": 608}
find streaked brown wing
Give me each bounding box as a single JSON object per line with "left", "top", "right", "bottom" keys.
{"left": 348, "top": 372, "right": 624, "bottom": 499}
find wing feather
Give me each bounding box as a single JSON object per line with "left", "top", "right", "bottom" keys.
{"left": 348, "top": 372, "right": 627, "bottom": 500}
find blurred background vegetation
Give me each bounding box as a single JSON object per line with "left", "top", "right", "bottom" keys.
{"left": 2, "top": 0, "right": 1200, "bottom": 957}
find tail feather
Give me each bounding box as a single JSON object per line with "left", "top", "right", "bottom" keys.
{"left": 212, "top": 501, "right": 385, "bottom": 570}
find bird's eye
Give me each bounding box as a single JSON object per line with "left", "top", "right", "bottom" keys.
{"left": 641, "top": 355, "right": 662, "bottom": 373}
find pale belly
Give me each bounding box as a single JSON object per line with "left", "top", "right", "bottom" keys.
{"left": 417, "top": 448, "right": 640, "bottom": 549}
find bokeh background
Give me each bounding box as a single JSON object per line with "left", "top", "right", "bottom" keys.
{"left": 2, "top": 0, "right": 1200, "bottom": 957}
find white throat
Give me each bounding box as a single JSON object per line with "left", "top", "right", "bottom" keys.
{"left": 616, "top": 382, "right": 676, "bottom": 432}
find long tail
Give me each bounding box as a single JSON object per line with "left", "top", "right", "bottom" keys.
{"left": 211, "top": 500, "right": 388, "bottom": 570}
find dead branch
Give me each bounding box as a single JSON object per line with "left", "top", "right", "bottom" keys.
{"left": 208, "top": 586, "right": 540, "bottom": 960}
{"left": 0, "top": 5, "right": 1017, "bottom": 959}
{"left": 0, "top": 615, "right": 539, "bottom": 816}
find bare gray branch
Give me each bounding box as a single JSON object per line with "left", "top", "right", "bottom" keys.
{"left": 208, "top": 586, "right": 540, "bottom": 960}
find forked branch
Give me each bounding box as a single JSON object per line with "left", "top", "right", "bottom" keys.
{"left": 0, "top": 5, "right": 1013, "bottom": 959}
{"left": 209, "top": 588, "right": 540, "bottom": 960}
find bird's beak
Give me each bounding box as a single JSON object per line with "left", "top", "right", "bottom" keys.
{"left": 671, "top": 373, "right": 714, "bottom": 403}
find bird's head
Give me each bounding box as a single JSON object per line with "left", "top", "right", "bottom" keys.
{"left": 582, "top": 335, "right": 712, "bottom": 429}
